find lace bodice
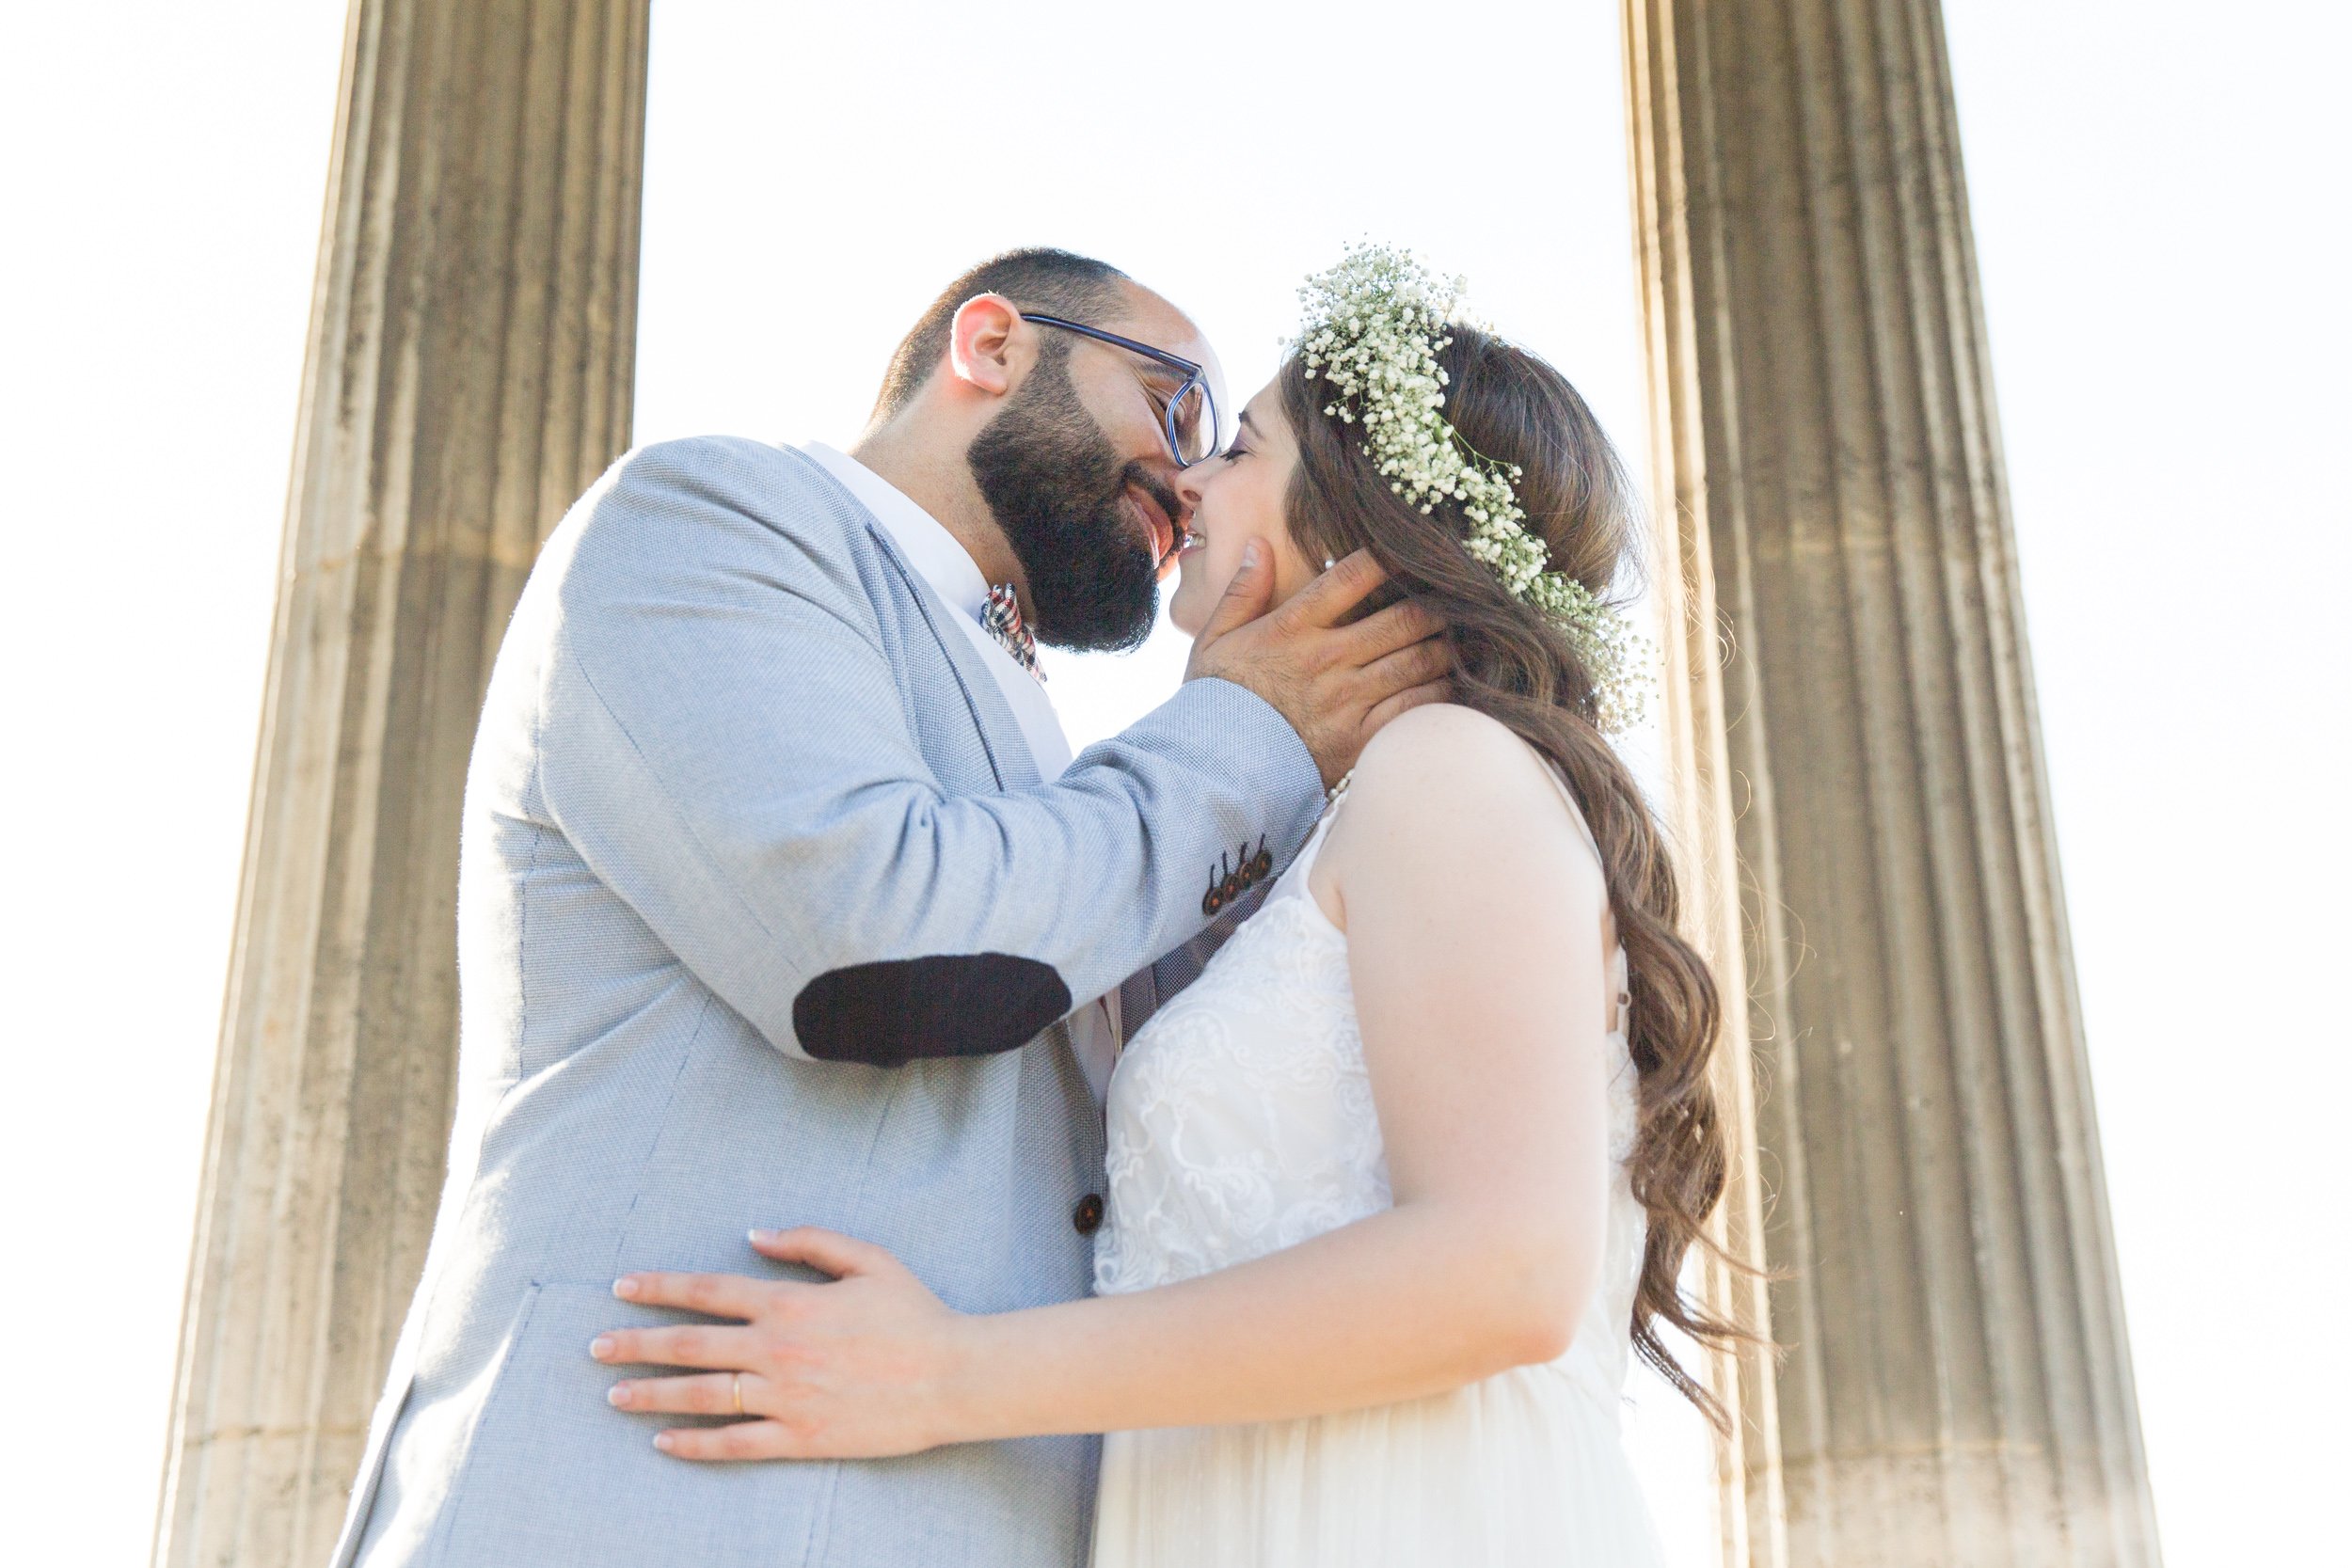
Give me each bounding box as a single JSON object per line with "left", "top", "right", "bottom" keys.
{"left": 1093, "top": 768, "right": 1648, "bottom": 1408}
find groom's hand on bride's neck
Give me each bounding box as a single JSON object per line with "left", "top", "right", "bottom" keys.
{"left": 1185, "top": 543, "right": 1452, "bottom": 787}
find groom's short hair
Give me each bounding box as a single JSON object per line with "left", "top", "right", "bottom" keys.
{"left": 872, "top": 247, "right": 1132, "bottom": 420}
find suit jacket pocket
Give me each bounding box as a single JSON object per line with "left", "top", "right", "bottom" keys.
{"left": 431, "top": 1281, "right": 836, "bottom": 1568}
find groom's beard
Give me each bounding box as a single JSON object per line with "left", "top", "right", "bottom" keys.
{"left": 965, "top": 350, "right": 1164, "bottom": 653}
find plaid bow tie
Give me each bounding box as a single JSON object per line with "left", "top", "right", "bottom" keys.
{"left": 982, "top": 583, "right": 1043, "bottom": 682}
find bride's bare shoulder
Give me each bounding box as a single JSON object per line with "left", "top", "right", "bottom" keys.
{"left": 1323, "top": 704, "right": 1594, "bottom": 885}
{"left": 1346, "top": 702, "right": 1549, "bottom": 805}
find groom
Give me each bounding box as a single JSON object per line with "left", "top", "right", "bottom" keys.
{"left": 330, "top": 248, "right": 1448, "bottom": 1568}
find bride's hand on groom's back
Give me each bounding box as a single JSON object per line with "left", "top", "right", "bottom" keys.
{"left": 1185, "top": 544, "right": 1452, "bottom": 787}
{"left": 590, "top": 1227, "right": 975, "bottom": 1461}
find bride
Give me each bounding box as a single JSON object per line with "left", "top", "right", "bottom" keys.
{"left": 594, "top": 247, "right": 1748, "bottom": 1564}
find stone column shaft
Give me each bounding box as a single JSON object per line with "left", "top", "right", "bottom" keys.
{"left": 1620, "top": 0, "right": 2162, "bottom": 1562}
{"left": 152, "top": 3, "right": 649, "bottom": 1563}
{"left": 1622, "top": 9, "right": 1791, "bottom": 1560}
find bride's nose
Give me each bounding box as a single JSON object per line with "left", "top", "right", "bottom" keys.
{"left": 1175, "top": 460, "right": 1210, "bottom": 520}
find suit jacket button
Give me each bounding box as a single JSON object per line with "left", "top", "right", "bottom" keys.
{"left": 1073, "top": 1194, "right": 1105, "bottom": 1235}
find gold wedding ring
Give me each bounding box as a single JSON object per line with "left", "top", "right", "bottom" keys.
{"left": 731, "top": 1371, "right": 745, "bottom": 1416}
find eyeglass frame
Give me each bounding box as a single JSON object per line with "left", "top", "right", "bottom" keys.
{"left": 1019, "top": 312, "right": 1223, "bottom": 468}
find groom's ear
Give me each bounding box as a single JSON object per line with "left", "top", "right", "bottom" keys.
{"left": 946, "top": 293, "right": 1024, "bottom": 399}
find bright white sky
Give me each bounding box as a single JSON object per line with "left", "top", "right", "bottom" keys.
{"left": 2, "top": 3, "right": 2345, "bottom": 1564}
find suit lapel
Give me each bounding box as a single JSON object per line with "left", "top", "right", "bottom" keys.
{"left": 861, "top": 518, "right": 1042, "bottom": 790}
{"left": 782, "top": 446, "right": 1042, "bottom": 792}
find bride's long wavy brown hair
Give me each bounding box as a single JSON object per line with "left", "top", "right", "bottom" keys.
{"left": 1279, "top": 327, "right": 1755, "bottom": 1427}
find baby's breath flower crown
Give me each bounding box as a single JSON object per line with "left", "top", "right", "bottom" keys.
{"left": 1292, "top": 243, "right": 1650, "bottom": 732}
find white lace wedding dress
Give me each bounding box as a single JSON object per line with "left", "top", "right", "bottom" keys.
{"left": 1089, "top": 764, "right": 1667, "bottom": 1567}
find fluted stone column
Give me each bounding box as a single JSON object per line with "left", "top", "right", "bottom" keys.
{"left": 152, "top": 4, "right": 648, "bottom": 1563}
{"left": 1621, "top": 1, "right": 2161, "bottom": 1564}
{"left": 1623, "top": 21, "right": 1791, "bottom": 1562}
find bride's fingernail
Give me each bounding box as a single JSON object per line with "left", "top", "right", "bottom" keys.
{"left": 653, "top": 1432, "right": 675, "bottom": 1453}
{"left": 590, "top": 1336, "right": 614, "bottom": 1360}
{"left": 749, "top": 1227, "right": 776, "bottom": 1244}
{"left": 612, "top": 1276, "right": 640, "bottom": 1299}
{"left": 607, "top": 1383, "right": 630, "bottom": 1407}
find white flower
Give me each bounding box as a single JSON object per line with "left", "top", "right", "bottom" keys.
{"left": 1287, "top": 242, "right": 1653, "bottom": 733}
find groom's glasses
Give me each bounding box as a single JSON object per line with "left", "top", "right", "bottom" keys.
{"left": 1021, "top": 313, "right": 1223, "bottom": 467}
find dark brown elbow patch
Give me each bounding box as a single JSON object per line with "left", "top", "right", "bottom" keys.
{"left": 793, "top": 954, "right": 1073, "bottom": 1066}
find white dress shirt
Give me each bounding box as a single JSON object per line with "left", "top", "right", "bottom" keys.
{"left": 802, "top": 442, "right": 1122, "bottom": 1097}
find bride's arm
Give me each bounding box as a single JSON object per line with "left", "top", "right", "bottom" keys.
{"left": 594, "top": 705, "right": 1619, "bottom": 1455}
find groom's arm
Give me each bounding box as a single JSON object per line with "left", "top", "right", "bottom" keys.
{"left": 536, "top": 437, "right": 1328, "bottom": 1066}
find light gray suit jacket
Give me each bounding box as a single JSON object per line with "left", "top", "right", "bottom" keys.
{"left": 332, "top": 436, "right": 1322, "bottom": 1568}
